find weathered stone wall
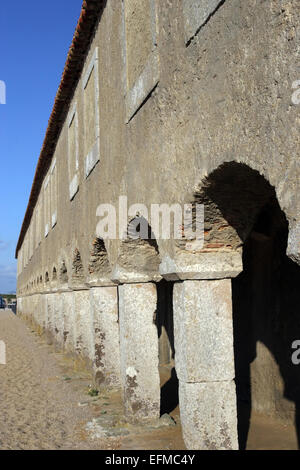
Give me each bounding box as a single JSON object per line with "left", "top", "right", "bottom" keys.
{"left": 16, "top": 0, "right": 300, "bottom": 450}
{"left": 17, "top": 0, "right": 300, "bottom": 291}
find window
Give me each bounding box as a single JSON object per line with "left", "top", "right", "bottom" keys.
{"left": 29, "top": 221, "right": 34, "bottom": 260}
{"left": 122, "top": 0, "right": 159, "bottom": 122}
{"left": 68, "top": 103, "right": 79, "bottom": 200}
{"left": 82, "top": 48, "right": 100, "bottom": 178}
{"left": 44, "top": 173, "right": 50, "bottom": 237}
{"left": 35, "top": 198, "right": 42, "bottom": 248}
{"left": 50, "top": 159, "right": 57, "bottom": 228}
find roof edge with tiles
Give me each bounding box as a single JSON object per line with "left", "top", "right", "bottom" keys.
{"left": 15, "top": 0, "right": 106, "bottom": 258}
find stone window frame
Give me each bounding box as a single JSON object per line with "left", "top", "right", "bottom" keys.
{"left": 24, "top": 234, "right": 28, "bottom": 267}
{"left": 29, "top": 221, "right": 34, "bottom": 261}
{"left": 17, "top": 249, "right": 22, "bottom": 277}
{"left": 182, "top": 0, "right": 225, "bottom": 45}
{"left": 82, "top": 47, "right": 100, "bottom": 178}
{"left": 121, "top": 0, "right": 160, "bottom": 123}
{"left": 67, "top": 102, "right": 80, "bottom": 200}
{"left": 35, "top": 196, "right": 42, "bottom": 249}
{"left": 50, "top": 158, "right": 57, "bottom": 229}
{"left": 44, "top": 172, "right": 50, "bottom": 238}
{"left": 23, "top": 238, "right": 26, "bottom": 268}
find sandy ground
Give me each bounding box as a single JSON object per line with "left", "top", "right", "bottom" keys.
{"left": 0, "top": 310, "right": 100, "bottom": 449}
{"left": 0, "top": 310, "right": 298, "bottom": 450}
{"left": 0, "top": 310, "right": 184, "bottom": 450}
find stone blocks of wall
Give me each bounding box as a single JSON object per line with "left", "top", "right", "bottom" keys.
{"left": 173, "top": 279, "right": 235, "bottom": 382}
{"left": 179, "top": 380, "right": 238, "bottom": 450}
{"left": 173, "top": 279, "right": 238, "bottom": 450}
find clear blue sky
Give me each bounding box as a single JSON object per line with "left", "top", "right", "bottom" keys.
{"left": 0, "top": 0, "right": 83, "bottom": 293}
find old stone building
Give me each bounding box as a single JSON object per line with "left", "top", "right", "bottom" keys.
{"left": 16, "top": 0, "right": 300, "bottom": 450}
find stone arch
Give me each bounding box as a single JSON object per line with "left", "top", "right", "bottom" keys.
{"left": 59, "top": 260, "right": 69, "bottom": 284}
{"left": 170, "top": 161, "right": 300, "bottom": 450}
{"left": 88, "top": 237, "right": 110, "bottom": 283}
{"left": 113, "top": 216, "right": 161, "bottom": 283}
{"left": 71, "top": 248, "right": 85, "bottom": 285}
{"left": 45, "top": 272, "right": 49, "bottom": 283}
{"left": 176, "top": 161, "right": 277, "bottom": 256}
{"left": 52, "top": 266, "right": 57, "bottom": 280}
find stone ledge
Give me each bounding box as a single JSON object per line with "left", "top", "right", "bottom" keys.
{"left": 111, "top": 264, "right": 162, "bottom": 284}
{"left": 159, "top": 252, "right": 243, "bottom": 281}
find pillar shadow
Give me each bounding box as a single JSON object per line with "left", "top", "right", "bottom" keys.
{"left": 232, "top": 202, "right": 300, "bottom": 450}
{"left": 156, "top": 280, "right": 179, "bottom": 416}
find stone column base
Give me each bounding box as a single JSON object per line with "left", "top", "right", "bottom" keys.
{"left": 179, "top": 380, "right": 238, "bottom": 450}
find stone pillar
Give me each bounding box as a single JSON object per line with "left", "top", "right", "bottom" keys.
{"left": 33, "top": 295, "right": 39, "bottom": 326}
{"left": 45, "top": 293, "right": 55, "bottom": 342}
{"left": 73, "top": 290, "right": 94, "bottom": 363}
{"left": 40, "top": 293, "right": 47, "bottom": 333}
{"left": 35, "top": 294, "right": 43, "bottom": 331}
{"left": 52, "top": 292, "right": 64, "bottom": 348}
{"left": 118, "top": 283, "right": 160, "bottom": 424}
{"left": 90, "top": 286, "right": 121, "bottom": 387}
{"left": 17, "top": 296, "right": 22, "bottom": 316}
{"left": 61, "top": 291, "right": 75, "bottom": 353}
{"left": 173, "top": 280, "right": 238, "bottom": 450}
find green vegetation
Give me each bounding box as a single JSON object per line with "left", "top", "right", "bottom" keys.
{"left": 0, "top": 294, "right": 16, "bottom": 302}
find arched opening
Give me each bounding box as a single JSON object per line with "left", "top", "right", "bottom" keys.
{"left": 59, "top": 260, "right": 68, "bottom": 284}
{"left": 196, "top": 162, "right": 300, "bottom": 450}
{"left": 116, "top": 216, "right": 161, "bottom": 280}
{"left": 52, "top": 267, "right": 57, "bottom": 282}
{"left": 45, "top": 272, "right": 49, "bottom": 283}
{"left": 71, "top": 249, "right": 84, "bottom": 285}
{"left": 88, "top": 237, "right": 110, "bottom": 279}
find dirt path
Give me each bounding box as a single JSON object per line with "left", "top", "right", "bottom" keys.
{"left": 0, "top": 310, "right": 184, "bottom": 450}
{"left": 0, "top": 310, "right": 101, "bottom": 449}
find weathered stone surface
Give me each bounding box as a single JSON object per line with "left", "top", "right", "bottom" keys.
{"left": 16, "top": 0, "right": 300, "bottom": 438}
{"left": 182, "top": 0, "right": 224, "bottom": 43}
{"left": 112, "top": 264, "right": 162, "bottom": 284}
{"left": 34, "top": 295, "right": 42, "bottom": 328}
{"left": 46, "top": 293, "right": 55, "bottom": 340}
{"left": 90, "top": 286, "right": 121, "bottom": 387}
{"left": 118, "top": 283, "right": 160, "bottom": 423}
{"left": 160, "top": 252, "right": 243, "bottom": 281}
{"left": 40, "top": 294, "right": 47, "bottom": 332}
{"left": 73, "top": 290, "right": 94, "bottom": 362}
{"left": 179, "top": 380, "right": 238, "bottom": 450}
{"left": 52, "top": 293, "right": 64, "bottom": 347}
{"left": 17, "top": 297, "right": 22, "bottom": 316}
{"left": 173, "top": 280, "right": 235, "bottom": 382}
{"left": 287, "top": 221, "right": 300, "bottom": 265}
{"left": 62, "top": 291, "right": 75, "bottom": 352}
